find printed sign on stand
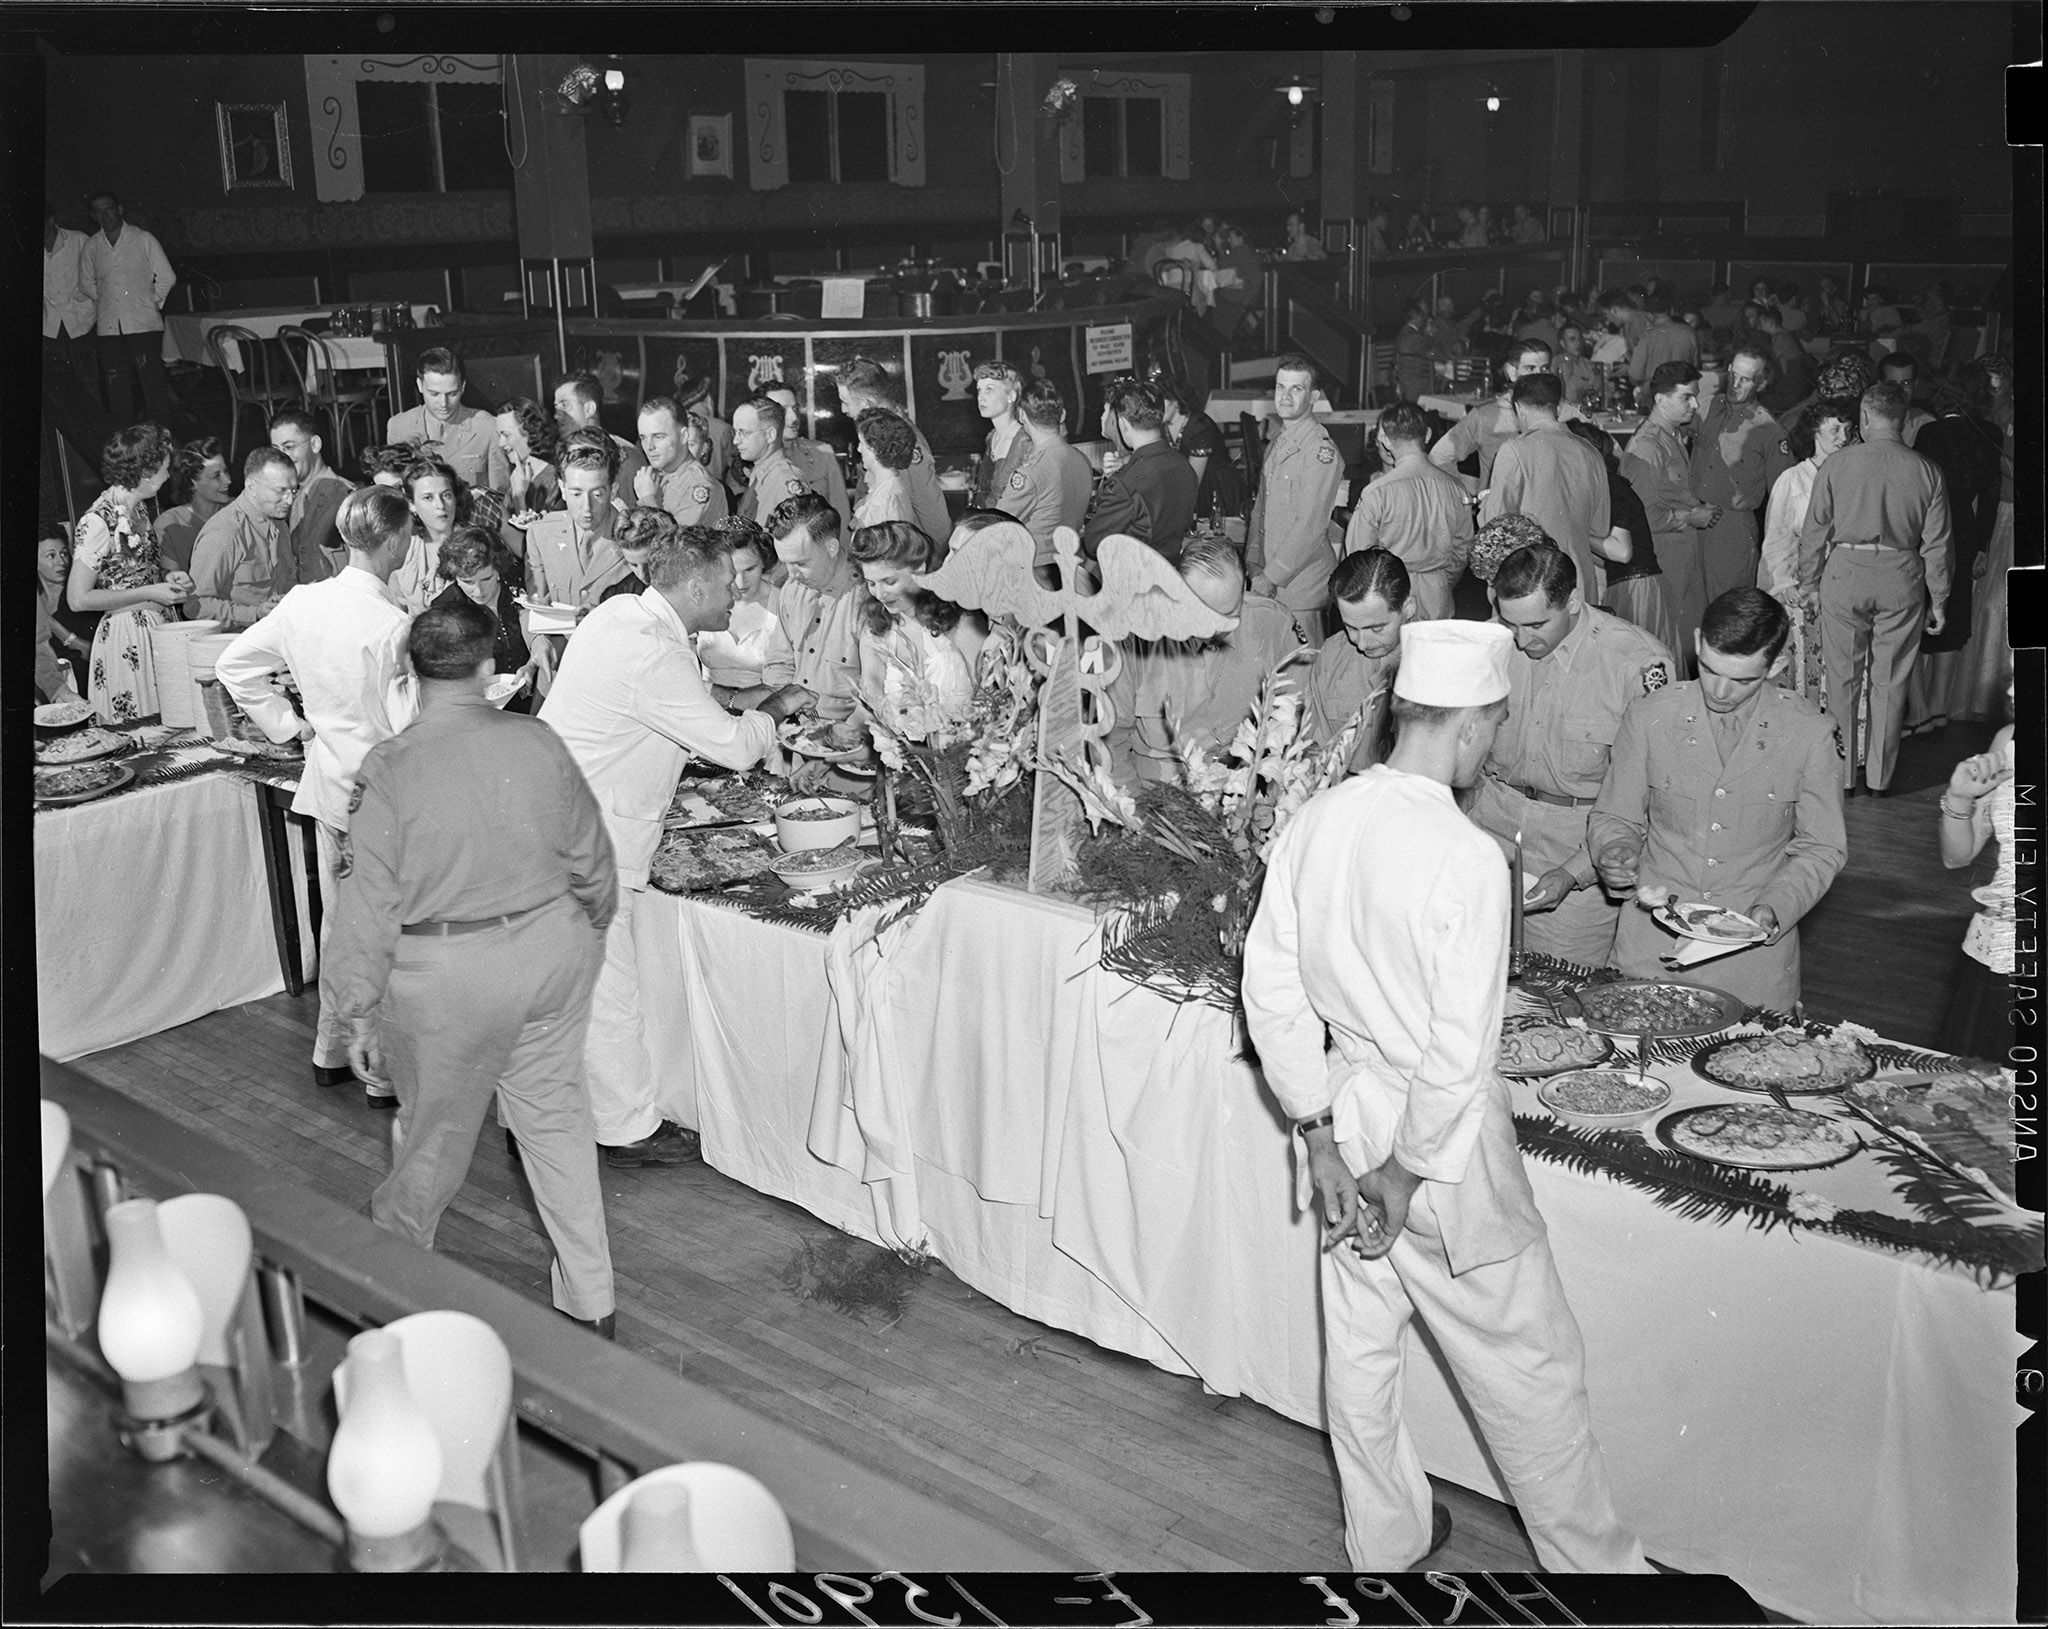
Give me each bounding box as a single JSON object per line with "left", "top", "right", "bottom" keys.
{"left": 1084, "top": 322, "right": 1134, "bottom": 375}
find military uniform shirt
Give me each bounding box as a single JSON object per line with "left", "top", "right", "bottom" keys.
{"left": 998, "top": 435, "right": 1096, "bottom": 563}
{"left": 1689, "top": 399, "right": 1793, "bottom": 521}
{"left": 1246, "top": 416, "right": 1345, "bottom": 613}
{"left": 1343, "top": 460, "right": 1474, "bottom": 621}
{"left": 759, "top": 578, "right": 865, "bottom": 719}
{"left": 326, "top": 701, "right": 619, "bottom": 1027}
{"left": 739, "top": 447, "right": 811, "bottom": 525}
{"left": 786, "top": 438, "right": 850, "bottom": 528}
{"left": 1794, "top": 439, "right": 1953, "bottom": 604}
{"left": 634, "top": 457, "right": 728, "bottom": 527}
{"left": 189, "top": 497, "right": 286, "bottom": 629}
{"left": 384, "top": 403, "right": 510, "bottom": 493}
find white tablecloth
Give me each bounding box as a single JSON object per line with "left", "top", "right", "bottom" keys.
{"left": 162, "top": 306, "right": 423, "bottom": 372}
{"left": 639, "top": 873, "right": 2023, "bottom": 1624}
{"left": 35, "top": 774, "right": 285, "bottom": 1061}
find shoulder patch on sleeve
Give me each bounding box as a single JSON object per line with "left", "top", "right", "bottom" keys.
{"left": 1779, "top": 439, "right": 1792, "bottom": 456}
{"left": 346, "top": 779, "right": 367, "bottom": 818}
{"left": 693, "top": 484, "right": 711, "bottom": 505}
{"left": 1316, "top": 442, "right": 1336, "bottom": 464}
{"left": 1009, "top": 470, "right": 1027, "bottom": 491}
{"left": 784, "top": 477, "right": 806, "bottom": 496}
{"left": 1641, "top": 659, "right": 1670, "bottom": 694}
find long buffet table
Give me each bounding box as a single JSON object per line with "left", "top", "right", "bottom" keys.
{"left": 633, "top": 874, "right": 2024, "bottom": 1627}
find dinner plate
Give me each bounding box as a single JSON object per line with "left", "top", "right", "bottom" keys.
{"left": 33, "top": 727, "right": 132, "bottom": 766}
{"left": 34, "top": 761, "right": 136, "bottom": 805}
{"left": 1656, "top": 1103, "right": 1864, "bottom": 1172}
{"left": 1537, "top": 1069, "right": 1672, "bottom": 1130}
{"left": 1691, "top": 1032, "right": 1874, "bottom": 1095}
{"left": 1652, "top": 899, "right": 1766, "bottom": 945}
{"left": 34, "top": 698, "right": 96, "bottom": 730}
{"left": 784, "top": 732, "right": 870, "bottom": 765}
{"left": 1558, "top": 979, "right": 1748, "bottom": 1040}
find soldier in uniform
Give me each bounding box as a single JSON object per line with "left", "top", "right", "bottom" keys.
{"left": 524, "top": 439, "right": 631, "bottom": 664}
{"left": 675, "top": 375, "right": 738, "bottom": 493}
{"left": 1429, "top": 338, "right": 1560, "bottom": 499}
{"left": 551, "top": 372, "right": 647, "bottom": 493}
{"left": 632, "top": 396, "right": 727, "bottom": 528}
{"left": 1080, "top": 376, "right": 1199, "bottom": 564}
{"left": 1589, "top": 588, "right": 1848, "bottom": 1012}
{"left": 1472, "top": 541, "right": 1676, "bottom": 967}
{"left": 766, "top": 384, "right": 851, "bottom": 529}
{"left": 1246, "top": 353, "right": 1345, "bottom": 647}
{"left": 733, "top": 395, "right": 812, "bottom": 526}
{"left": 1689, "top": 347, "right": 1794, "bottom": 609}
{"left": 1303, "top": 549, "right": 1415, "bottom": 776}
{"left": 1343, "top": 402, "right": 1472, "bottom": 622}
{"left": 329, "top": 598, "right": 623, "bottom": 1337}
{"left": 1620, "top": 361, "right": 1722, "bottom": 670}
{"left": 996, "top": 377, "right": 1096, "bottom": 570}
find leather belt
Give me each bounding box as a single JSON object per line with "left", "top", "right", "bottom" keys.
{"left": 1833, "top": 542, "right": 1895, "bottom": 552}
{"left": 1495, "top": 777, "right": 1598, "bottom": 810}
{"left": 400, "top": 897, "right": 559, "bottom": 937}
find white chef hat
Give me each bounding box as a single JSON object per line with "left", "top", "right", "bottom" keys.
{"left": 1394, "top": 620, "right": 1513, "bottom": 707}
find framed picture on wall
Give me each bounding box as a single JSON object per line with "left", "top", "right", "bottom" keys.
{"left": 689, "top": 114, "right": 733, "bottom": 180}
{"left": 216, "top": 102, "right": 293, "bottom": 193}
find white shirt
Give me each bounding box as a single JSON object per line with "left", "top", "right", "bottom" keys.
{"left": 1242, "top": 765, "right": 1542, "bottom": 1273}
{"left": 80, "top": 223, "right": 176, "bottom": 335}
{"left": 1758, "top": 458, "right": 1819, "bottom": 599}
{"left": 692, "top": 594, "right": 777, "bottom": 689}
{"left": 540, "top": 588, "right": 776, "bottom": 889}
{"left": 213, "top": 567, "right": 417, "bottom": 830}
{"left": 44, "top": 227, "right": 97, "bottom": 339}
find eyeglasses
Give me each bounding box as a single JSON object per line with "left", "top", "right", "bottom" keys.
{"left": 273, "top": 437, "right": 313, "bottom": 455}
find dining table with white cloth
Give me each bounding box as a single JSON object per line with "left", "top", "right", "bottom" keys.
{"left": 35, "top": 769, "right": 287, "bottom": 1061}
{"left": 161, "top": 304, "right": 432, "bottom": 374}
{"left": 627, "top": 866, "right": 2024, "bottom": 1626}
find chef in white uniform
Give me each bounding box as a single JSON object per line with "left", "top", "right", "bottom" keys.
{"left": 1243, "top": 618, "right": 1649, "bottom": 1575}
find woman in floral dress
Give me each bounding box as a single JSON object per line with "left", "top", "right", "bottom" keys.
{"left": 67, "top": 423, "right": 192, "bottom": 724}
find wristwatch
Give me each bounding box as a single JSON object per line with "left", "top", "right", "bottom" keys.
{"left": 1293, "top": 1111, "right": 1335, "bottom": 1137}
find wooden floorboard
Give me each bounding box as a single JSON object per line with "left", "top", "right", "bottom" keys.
{"left": 59, "top": 719, "right": 1999, "bottom": 1586}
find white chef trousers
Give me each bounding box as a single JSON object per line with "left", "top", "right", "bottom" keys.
{"left": 583, "top": 884, "right": 664, "bottom": 1147}
{"left": 1320, "top": 1181, "right": 1649, "bottom": 1574}
{"left": 312, "top": 822, "right": 352, "bottom": 1070}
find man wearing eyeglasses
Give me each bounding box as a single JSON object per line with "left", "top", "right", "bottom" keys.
{"left": 269, "top": 407, "right": 350, "bottom": 585}
{"left": 189, "top": 445, "right": 300, "bottom": 629}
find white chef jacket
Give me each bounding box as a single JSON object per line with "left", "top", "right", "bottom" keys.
{"left": 540, "top": 588, "right": 776, "bottom": 889}
{"left": 213, "top": 568, "right": 418, "bottom": 831}
{"left": 80, "top": 224, "right": 176, "bottom": 335}
{"left": 1243, "top": 765, "right": 1544, "bottom": 1274}
{"left": 44, "top": 228, "right": 97, "bottom": 339}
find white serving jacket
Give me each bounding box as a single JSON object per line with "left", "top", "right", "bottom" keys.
{"left": 1243, "top": 766, "right": 1544, "bottom": 1275}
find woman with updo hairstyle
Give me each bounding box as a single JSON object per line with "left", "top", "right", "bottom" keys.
{"left": 494, "top": 396, "right": 564, "bottom": 535}
{"left": 1758, "top": 395, "right": 1860, "bottom": 709}
{"left": 153, "top": 435, "right": 233, "bottom": 576}
{"left": 431, "top": 525, "right": 543, "bottom": 711}
{"left": 847, "top": 520, "right": 978, "bottom": 740}
{"left": 852, "top": 407, "right": 918, "bottom": 530}
{"left": 69, "top": 422, "right": 195, "bottom": 722}
{"left": 1466, "top": 512, "right": 1553, "bottom": 587}
{"left": 390, "top": 456, "right": 473, "bottom": 613}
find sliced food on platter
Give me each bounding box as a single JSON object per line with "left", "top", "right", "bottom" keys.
{"left": 1694, "top": 1029, "right": 1874, "bottom": 1094}
{"left": 648, "top": 825, "right": 781, "bottom": 893}
{"left": 666, "top": 775, "right": 777, "bottom": 829}
{"left": 1654, "top": 899, "right": 1766, "bottom": 943}
{"left": 1842, "top": 1073, "right": 2020, "bottom": 1206}
{"left": 1658, "top": 1102, "right": 1862, "bottom": 1171}
{"left": 34, "top": 697, "right": 96, "bottom": 729}
{"left": 1537, "top": 1070, "right": 1672, "bottom": 1128}
{"left": 34, "top": 726, "right": 131, "bottom": 765}
{"left": 34, "top": 760, "right": 135, "bottom": 803}
{"left": 1566, "top": 979, "right": 1746, "bottom": 1038}
{"left": 1497, "top": 1016, "right": 1611, "bottom": 1076}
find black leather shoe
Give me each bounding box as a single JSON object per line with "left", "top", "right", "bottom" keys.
{"left": 364, "top": 1083, "right": 398, "bottom": 1110}
{"left": 1408, "top": 1501, "right": 1452, "bottom": 1569}
{"left": 313, "top": 1063, "right": 357, "bottom": 1089}
{"left": 602, "top": 1120, "right": 701, "bottom": 1169}
{"left": 561, "top": 1309, "right": 616, "bottom": 1341}
{"left": 1869, "top": 784, "right": 1893, "bottom": 798}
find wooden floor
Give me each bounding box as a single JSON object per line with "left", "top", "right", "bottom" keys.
{"left": 64, "top": 720, "right": 1997, "bottom": 1583}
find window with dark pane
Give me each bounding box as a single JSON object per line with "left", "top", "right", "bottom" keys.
{"left": 785, "top": 89, "right": 832, "bottom": 183}
{"left": 837, "top": 90, "right": 890, "bottom": 183}
{"left": 1082, "top": 96, "right": 1120, "bottom": 178}
{"left": 1124, "top": 98, "right": 1164, "bottom": 178}
{"left": 437, "top": 81, "right": 511, "bottom": 192}
{"left": 357, "top": 80, "right": 436, "bottom": 193}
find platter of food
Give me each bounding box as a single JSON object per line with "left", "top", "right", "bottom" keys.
{"left": 1652, "top": 899, "right": 1767, "bottom": 944}
{"left": 206, "top": 729, "right": 304, "bottom": 762}
{"left": 1657, "top": 1102, "right": 1863, "bottom": 1172}
{"left": 1497, "top": 1015, "right": 1612, "bottom": 1077}
{"left": 34, "top": 697, "right": 97, "bottom": 730}
{"left": 648, "top": 826, "right": 782, "bottom": 894}
{"left": 1561, "top": 979, "right": 1748, "bottom": 1040}
{"left": 34, "top": 760, "right": 136, "bottom": 805}
{"left": 1537, "top": 1070, "right": 1673, "bottom": 1130}
{"left": 1841, "top": 1072, "right": 2020, "bottom": 1206}
{"left": 1693, "top": 1029, "right": 1874, "bottom": 1095}
{"left": 34, "top": 726, "right": 132, "bottom": 765}
{"left": 665, "top": 775, "right": 778, "bottom": 829}
{"left": 485, "top": 672, "right": 528, "bottom": 707}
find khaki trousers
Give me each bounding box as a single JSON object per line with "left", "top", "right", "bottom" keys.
{"left": 1819, "top": 547, "right": 1924, "bottom": 792}
{"left": 371, "top": 893, "right": 615, "bottom": 1320}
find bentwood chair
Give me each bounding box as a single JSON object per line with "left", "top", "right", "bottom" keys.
{"left": 1153, "top": 257, "right": 1197, "bottom": 297}
{"left": 206, "top": 323, "right": 301, "bottom": 461}
{"left": 278, "top": 325, "right": 387, "bottom": 469}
